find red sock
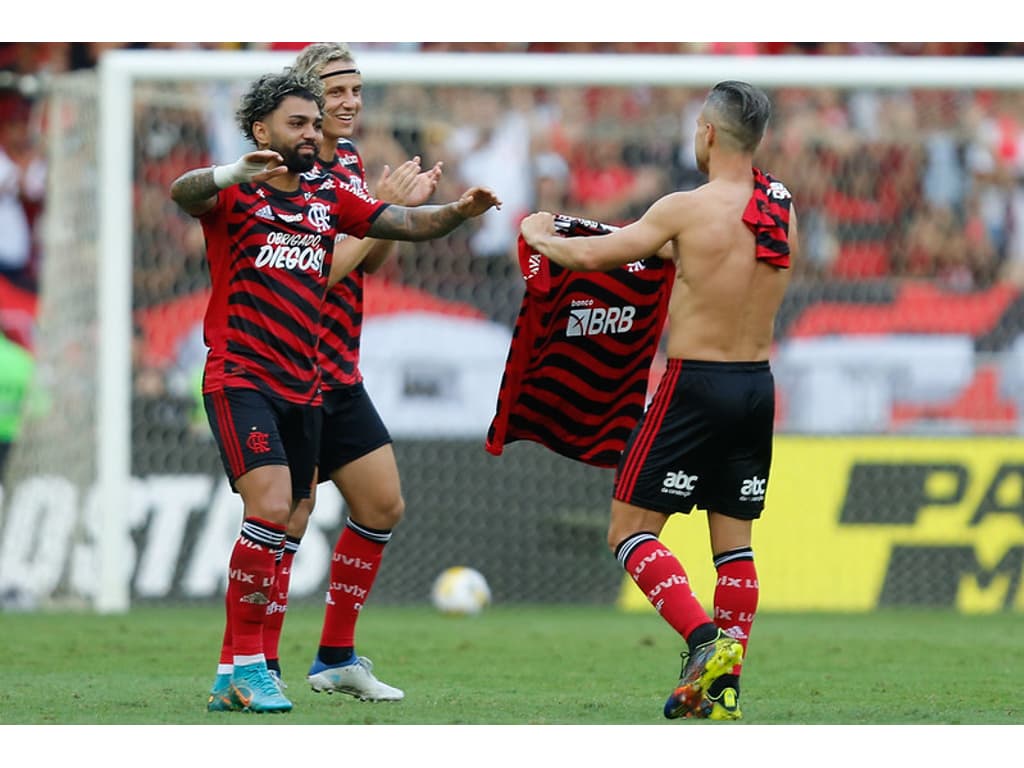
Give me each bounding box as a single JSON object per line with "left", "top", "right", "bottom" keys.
{"left": 713, "top": 548, "right": 759, "bottom": 675}
{"left": 617, "top": 532, "right": 711, "bottom": 641}
{"left": 263, "top": 537, "right": 299, "bottom": 666}
{"left": 318, "top": 521, "right": 389, "bottom": 648}
{"left": 217, "top": 588, "right": 233, "bottom": 666}
{"left": 226, "top": 517, "right": 285, "bottom": 659}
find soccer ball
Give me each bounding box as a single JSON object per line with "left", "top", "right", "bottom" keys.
{"left": 430, "top": 566, "right": 491, "bottom": 616}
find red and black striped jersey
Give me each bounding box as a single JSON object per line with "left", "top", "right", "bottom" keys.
{"left": 486, "top": 215, "right": 674, "bottom": 468}
{"left": 744, "top": 167, "right": 792, "bottom": 268}
{"left": 315, "top": 139, "right": 369, "bottom": 390}
{"left": 199, "top": 172, "right": 387, "bottom": 405}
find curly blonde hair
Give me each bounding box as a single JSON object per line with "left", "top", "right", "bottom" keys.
{"left": 292, "top": 42, "right": 357, "bottom": 80}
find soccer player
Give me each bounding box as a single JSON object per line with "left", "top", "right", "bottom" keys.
{"left": 520, "top": 81, "right": 797, "bottom": 721}
{"left": 169, "top": 68, "right": 500, "bottom": 713}
{"left": 251, "top": 41, "right": 440, "bottom": 703}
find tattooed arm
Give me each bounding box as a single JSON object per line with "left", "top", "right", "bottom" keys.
{"left": 366, "top": 186, "right": 501, "bottom": 242}
{"left": 170, "top": 150, "right": 286, "bottom": 217}
{"left": 329, "top": 157, "right": 445, "bottom": 285}
{"left": 169, "top": 168, "right": 221, "bottom": 217}
{"left": 327, "top": 186, "right": 499, "bottom": 289}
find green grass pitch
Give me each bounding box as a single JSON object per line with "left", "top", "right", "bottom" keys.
{"left": 5, "top": 603, "right": 1019, "bottom": 725}
{"left": 4, "top": 603, "right": 1020, "bottom": 766}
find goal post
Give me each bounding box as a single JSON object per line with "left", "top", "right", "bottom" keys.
{"left": 4, "top": 48, "right": 1023, "bottom": 615}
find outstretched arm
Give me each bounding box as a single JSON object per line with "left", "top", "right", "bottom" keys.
{"left": 366, "top": 186, "right": 501, "bottom": 242}
{"left": 170, "top": 150, "right": 287, "bottom": 216}
{"left": 331, "top": 158, "right": 447, "bottom": 283}
{"left": 520, "top": 194, "right": 680, "bottom": 271}
{"left": 328, "top": 182, "right": 497, "bottom": 289}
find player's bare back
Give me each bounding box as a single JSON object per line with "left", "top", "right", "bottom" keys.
{"left": 663, "top": 179, "right": 796, "bottom": 363}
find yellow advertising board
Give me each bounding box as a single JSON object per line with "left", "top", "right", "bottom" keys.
{"left": 617, "top": 437, "right": 1024, "bottom": 613}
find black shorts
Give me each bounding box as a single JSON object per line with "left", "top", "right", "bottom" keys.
{"left": 204, "top": 387, "right": 322, "bottom": 500}
{"left": 613, "top": 359, "right": 775, "bottom": 520}
{"left": 318, "top": 382, "right": 392, "bottom": 479}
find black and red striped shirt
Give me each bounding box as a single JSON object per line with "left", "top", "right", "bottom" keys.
{"left": 744, "top": 167, "right": 792, "bottom": 268}
{"left": 486, "top": 216, "right": 674, "bottom": 468}
{"left": 315, "top": 139, "right": 369, "bottom": 390}
{"left": 199, "top": 172, "right": 387, "bottom": 405}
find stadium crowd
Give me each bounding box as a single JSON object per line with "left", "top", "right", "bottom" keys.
{"left": 2, "top": 42, "right": 1023, "bottom": 298}
{"left": 2, "top": 41, "right": 1024, "bottom": 449}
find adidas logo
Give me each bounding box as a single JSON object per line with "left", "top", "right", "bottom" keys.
{"left": 254, "top": 205, "right": 275, "bottom": 221}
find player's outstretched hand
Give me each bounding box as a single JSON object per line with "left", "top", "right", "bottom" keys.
{"left": 214, "top": 150, "right": 288, "bottom": 188}
{"left": 456, "top": 186, "right": 502, "bottom": 219}
{"left": 377, "top": 157, "right": 444, "bottom": 207}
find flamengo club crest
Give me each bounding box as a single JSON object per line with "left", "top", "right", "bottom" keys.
{"left": 307, "top": 202, "right": 331, "bottom": 233}
{"left": 247, "top": 428, "right": 271, "bottom": 454}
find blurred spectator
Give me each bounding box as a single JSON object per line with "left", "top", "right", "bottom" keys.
{"left": 4, "top": 41, "right": 1024, "bottom": 319}
{"left": 132, "top": 322, "right": 166, "bottom": 400}
{"left": 447, "top": 88, "right": 533, "bottom": 259}
{"left": 68, "top": 43, "right": 141, "bottom": 70}
{"left": 0, "top": 92, "right": 37, "bottom": 292}
{"left": 918, "top": 90, "right": 968, "bottom": 213}
{"left": 965, "top": 90, "right": 1024, "bottom": 284}
{"left": 902, "top": 204, "right": 959, "bottom": 280}
{"left": 961, "top": 190, "right": 1001, "bottom": 286}
{"left": 672, "top": 89, "right": 709, "bottom": 190}
{"left": 0, "top": 331, "right": 33, "bottom": 477}
{"left": 568, "top": 134, "right": 663, "bottom": 225}
{"left": 134, "top": 99, "right": 212, "bottom": 308}
{"left": 532, "top": 150, "right": 570, "bottom": 213}
{"left": 130, "top": 320, "right": 198, "bottom": 475}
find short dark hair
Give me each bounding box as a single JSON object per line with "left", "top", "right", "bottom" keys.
{"left": 235, "top": 68, "right": 324, "bottom": 146}
{"left": 704, "top": 80, "right": 772, "bottom": 153}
